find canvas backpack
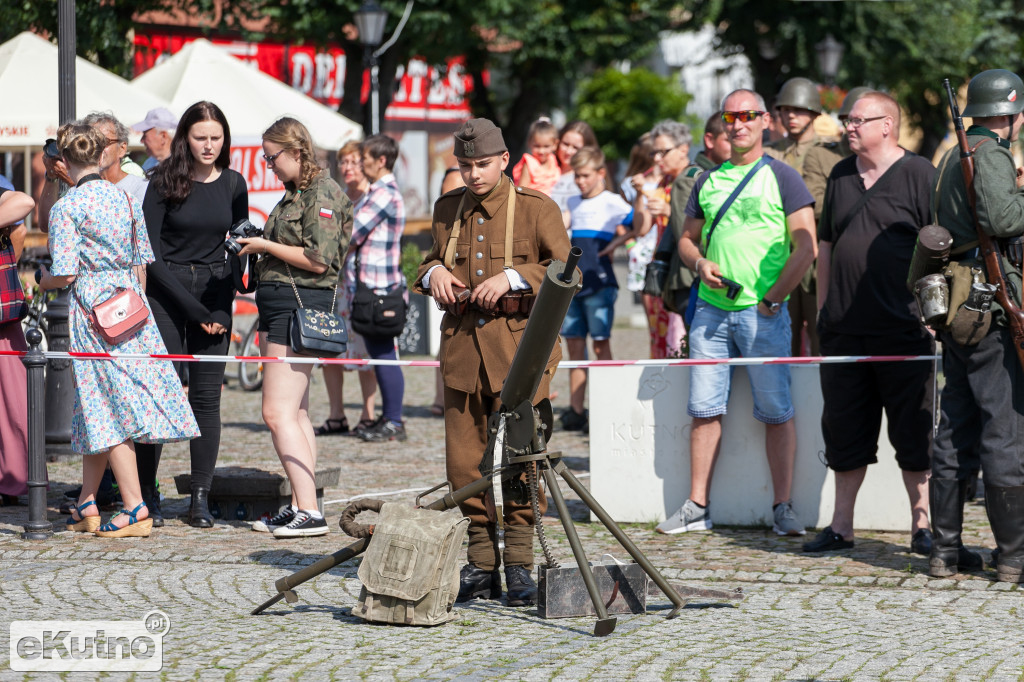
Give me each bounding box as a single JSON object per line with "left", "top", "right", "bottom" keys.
{"left": 355, "top": 502, "right": 469, "bottom": 626}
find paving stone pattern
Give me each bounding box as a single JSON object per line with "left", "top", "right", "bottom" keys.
{"left": 1, "top": 325, "right": 1023, "bottom": 680}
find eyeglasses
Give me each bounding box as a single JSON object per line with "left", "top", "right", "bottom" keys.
{"left": 263, "top": 149, "right": 287, "bottom": 166}
{"left": 652, "top": 145, "right": 680, "bottom": 159}
{"left": 722, "top": 110, "right": 766, "bottom": 124}
{"left": 105, "top": 138, "right": 122, "bottom": 147}
{"left": 339, "top": 159, "right": 362, "bottom": 167}
{"left": 843, "top": 115, "right": 888, "bottom": 129}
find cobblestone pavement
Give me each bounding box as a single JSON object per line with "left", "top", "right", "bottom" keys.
{"left": 1, "top": 325, "right": 1023, "bottom": 680}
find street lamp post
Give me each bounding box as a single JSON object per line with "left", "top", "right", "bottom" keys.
{"left": 355, "top": 1, "right": 388, "bottom": 135}
{"left": 815, "top": 34, "right": 845, "bottom": 87}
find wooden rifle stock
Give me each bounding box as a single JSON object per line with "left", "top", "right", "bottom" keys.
{"left": 943, "top": 78, "right": 1024, "bottom": 370}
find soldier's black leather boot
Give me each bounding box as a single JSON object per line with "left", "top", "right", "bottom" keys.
{"left": 504, "top": 565, "right": 537, "bottom": 607}
{"left": 929, "top": 478, "right": 983, "bottom": 577}
{"left": 986, "top": 485, "right": 1024, "bottom": 583}
{"left": 456, "top": 564, "right": 501, "bottom": 602}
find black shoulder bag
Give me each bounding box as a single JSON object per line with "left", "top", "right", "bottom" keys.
{"left": 349, "top": 246, "right": 407, "bottom": 339}
{"left": 286, "top": 264, "right": 348, "bottom": 357}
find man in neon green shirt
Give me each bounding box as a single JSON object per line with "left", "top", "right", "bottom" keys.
{"left": 657, "top": 89, "right": 817, "bottom": 537}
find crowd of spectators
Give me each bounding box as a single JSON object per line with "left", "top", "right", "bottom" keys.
{"left": 1, "top": 70, "right": 1021, "bottom": 587}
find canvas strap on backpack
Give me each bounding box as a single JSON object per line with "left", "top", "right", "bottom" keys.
{"left": 355, "top": 502, "right": 469, "bottom": 626}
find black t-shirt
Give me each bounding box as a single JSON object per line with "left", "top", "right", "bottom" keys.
{"left": 819, "top": 152, "right": 935, "bottom": 335}
{"left": 142, "top": 169, "right": 248, "bottom": 324}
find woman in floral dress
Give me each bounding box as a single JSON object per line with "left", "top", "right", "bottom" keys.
{"left": 39, "top": 123, "right": 199, "bottom": 538}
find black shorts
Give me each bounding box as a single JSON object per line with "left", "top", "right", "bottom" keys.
{"left": 255, "top": 282, "right": 338, "bottom": 346}
{"left": 819, "top": 328, "right": 935, "bottom": 472}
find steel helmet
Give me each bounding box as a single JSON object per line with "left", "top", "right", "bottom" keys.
{"left": 839, "top": 87, "right": 873, "bottom": 118}
{"left": 775, "top": 77, "right": 823, "bottom": 114}
{"left": 961, "top": 69, "right": 1024, "bottom": 118}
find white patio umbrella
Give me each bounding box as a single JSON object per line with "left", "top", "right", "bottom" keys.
{"left": 131, "top": 38, "right": 362, "bottom": 150}
{"left": 0, "top": 31, "right": 171, "bottom": 149}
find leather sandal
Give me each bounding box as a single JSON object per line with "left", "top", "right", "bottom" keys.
{"left": 66, "top": 500, "right": 101, "bottom": 533}
{"left": 95, "top": 502, "right": 153, "bottom": 538}
{"left": 314, "top": 417, "right": 349, "bottom": 436}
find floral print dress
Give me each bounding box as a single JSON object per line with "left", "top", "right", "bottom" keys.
{"left": 48, "top": 178, "right": 199, "bottom": 455}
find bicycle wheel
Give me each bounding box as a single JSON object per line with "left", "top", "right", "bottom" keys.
{"left": 237, "top": 321, "right": 263, "bottom": 391}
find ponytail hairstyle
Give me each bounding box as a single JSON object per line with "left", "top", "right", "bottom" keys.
{"left": 56, "top": 123, "right": 105, "bottom": 167}
{"left": 150, "top": 101, "right": 232, "bottom": 204}
{"left": 263, "top": 117, "right": 322, "bottom": 191}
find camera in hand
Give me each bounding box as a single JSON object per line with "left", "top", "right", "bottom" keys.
{"left": 718, "top": 276, "right": 743, "bottom": 300}
{"left": 225, "top": 219, "right": 263, "bottom": 255}
{"left": 43, "top": 138, "right": 59, "bottom": 159}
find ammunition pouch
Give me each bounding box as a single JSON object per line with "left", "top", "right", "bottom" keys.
{"left": 355, "top": 502, "right": 469, "bottom": 627}
{"left": 1000, "top": 235, "right": 1023, "bottom": 271}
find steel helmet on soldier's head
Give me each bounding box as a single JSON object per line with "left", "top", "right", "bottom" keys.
{"left": 839, "top": 87, "right": 873, "bottom": 118}
{"left": 962, "top": 69, "right": 1024, "bottom": 118}
{"left": 775, "top": 77, "right": 823, "bottom": 114}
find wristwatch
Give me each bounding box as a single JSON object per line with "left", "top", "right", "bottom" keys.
{"left": 760, "top": 297, "right": 781, "bottom": 314}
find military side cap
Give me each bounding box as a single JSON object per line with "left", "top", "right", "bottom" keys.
{"left": 454, "top": 118, "right": 507, "bottom": 158}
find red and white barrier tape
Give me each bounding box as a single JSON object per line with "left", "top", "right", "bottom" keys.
{"left": 0, "top": 349, "right": 942, "bottom": 367}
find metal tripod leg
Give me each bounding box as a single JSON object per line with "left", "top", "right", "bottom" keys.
{"left": 552, "top": 459, "right": 687, "bottom": 618}
{"left": 541, "top": 467, "right": 617, "bottom": 636}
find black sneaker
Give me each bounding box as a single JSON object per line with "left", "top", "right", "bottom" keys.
{"left": 801, "top": 526, "right": 854, "bottom": 552}
{"left": 272, "top": 510, "right": 329, "bottom": 537}
{"left": 252, "top": 505, "right": 296, "bottom": 533}
{"left": 504, "top": 565, "right": 537, "bottom": 607}
{"left": 360, "top": 419, "right": 407, "bottom": 442}
{"left": 349, "top": 417, "right": 381, "bottom": 439}
{"left": 560, "top": 408, "right": 588, "bottom": 432}
{"left": 457, "top": 564, "right": 501, "bottom": 602}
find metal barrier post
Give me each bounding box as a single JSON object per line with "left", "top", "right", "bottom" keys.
{"left": 22, "top": 328, "right": 52, "bottom": 540}
{"left": 42, "top": 290, "right": 74, "bottom": 453}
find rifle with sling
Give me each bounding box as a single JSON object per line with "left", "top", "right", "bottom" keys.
{"left": 943, "top": 78, "right": 1024, "bottom": 371}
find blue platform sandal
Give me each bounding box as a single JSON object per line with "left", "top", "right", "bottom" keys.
{"left": 94, "top": 502, "right": 153, "bottom": 538}
{"left": 66, "top": 500, "right": 101, "bottom": 533}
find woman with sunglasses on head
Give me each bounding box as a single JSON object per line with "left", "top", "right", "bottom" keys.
{"left": 38, "top": 123, "right": 198, "bottom": 537}
{"left": 140, "top": 101, "right": 248, "bottom": 528}
{"left": 235, "top": 118, "right": 351, "bottom": 538}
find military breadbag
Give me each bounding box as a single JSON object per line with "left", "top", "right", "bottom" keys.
{"left": 355, "top": 503, "right": 469, "bottom": 627}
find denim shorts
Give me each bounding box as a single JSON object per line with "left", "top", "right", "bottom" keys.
{"left": 561, "top": 286, "right": 617, "bottom": 340}
{"left": 687, "top": 299, "right": 794, "bottom": 424}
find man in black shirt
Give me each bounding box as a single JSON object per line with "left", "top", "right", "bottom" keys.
{"left": 804, "top": 92, "right": 937, "bottom": 555}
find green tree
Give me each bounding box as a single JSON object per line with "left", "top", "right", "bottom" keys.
{"left": 692, "top": 0, "right": 1024, "bottom": 159}
{"left": 573, "top": 68, "right": 692, "bottom": 161}
{"left": 0, "top": 1, "right": 234, "bottom": 78}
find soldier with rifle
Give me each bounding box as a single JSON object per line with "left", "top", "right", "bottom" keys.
{"left": 931, "top": 69, "right": 1024, "bottom": 582}
{"left": 415, "top": 118, "right": 572, "bottom": 606}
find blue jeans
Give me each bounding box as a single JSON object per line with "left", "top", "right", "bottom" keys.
{"left": 561, "top": 286, "right": 617, "bottom": 340}
{"left": 687, "top": 299, "right": 794, "bottom": 424}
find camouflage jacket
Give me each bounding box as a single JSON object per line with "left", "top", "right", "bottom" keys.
{"left": 256, "top": 170, "right": 353, "bottom": 289}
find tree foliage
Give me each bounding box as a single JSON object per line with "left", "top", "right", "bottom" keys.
{"left": 693, "top": 0, "right": 1024, "bottom": 158}
{"left": 0, "top": 1, "right": 231, "bottom": 78}
{"left": 573, "top": 68, "right": 691, "bottom": 162}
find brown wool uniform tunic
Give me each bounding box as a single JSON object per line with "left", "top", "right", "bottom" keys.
{"left": 415, "top": 176, "right": 571, "bottom": 568}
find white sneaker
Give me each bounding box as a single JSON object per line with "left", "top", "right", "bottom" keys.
{"left": 656, "top": 499, "right": 712, "bottom": 534}
{"left": 273, "top": 510, "right": 329, "bottom": 538}
{"left": 772, "top": 501, "right": 806, "bottom": 536}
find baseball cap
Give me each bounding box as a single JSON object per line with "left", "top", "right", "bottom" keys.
{"left": 131, "top": 108, "right": 178, "bottom": 133}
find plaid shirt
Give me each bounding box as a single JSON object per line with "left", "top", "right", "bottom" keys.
{"left": 345, "top": 173, "right": 405, "bottom": 292}
{"left": 0, "top": 188, "right": 26, "bottom": 323}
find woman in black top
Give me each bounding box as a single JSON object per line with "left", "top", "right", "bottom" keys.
{"left": 139, "top": 101, "right": 247, "bottom": 528}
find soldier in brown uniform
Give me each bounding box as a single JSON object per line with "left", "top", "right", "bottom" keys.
{"left": 415, "top": 119, "right": 572, "bottom": 606}
{"left": 766, "top": 77, "right": 844, "bottom": 355}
